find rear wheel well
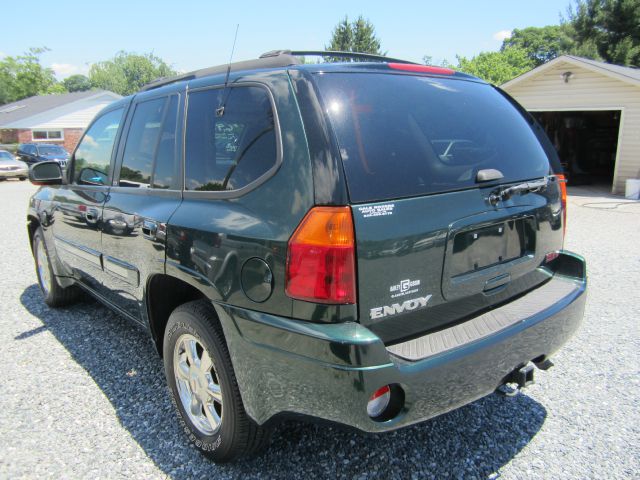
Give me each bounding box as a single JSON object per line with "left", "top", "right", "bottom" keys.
{"left": 146, "top": 274, "right": 207, "bottom": 356}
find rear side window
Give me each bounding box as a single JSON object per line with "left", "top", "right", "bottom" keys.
{"left": 314, "top": 73, "right": 550, "bottom": 202}
{"left": 73, "top": 108, "right": 124, "bottom": 186}
{"left": 119, "top": 98, "right": 165, "bottom": 187}
{"left": 185, "top": 86, "right": 277, "bottom": 191}
{"left": 153, "top": 95, "right": 179, "bottom": 189}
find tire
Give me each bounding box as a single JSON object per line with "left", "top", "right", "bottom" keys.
{"left": 32, "top": 227, "right": 80, "bottom": 307}
{"left": 163, "top": 300, "right": 270, "bottom": 462}
{"left": 19, "top": 177, "right": 27, "bottom": 181}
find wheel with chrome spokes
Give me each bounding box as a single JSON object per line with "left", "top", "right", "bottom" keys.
{"left": 163, "top": 300, "right": 271, "bottom": 462}
{"left": 173, "top": 334, "right": 223, "bottom": 435}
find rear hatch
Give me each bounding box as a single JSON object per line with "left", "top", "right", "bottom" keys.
{"left": 314, "top": 70, "right": 564, "bottom": 344}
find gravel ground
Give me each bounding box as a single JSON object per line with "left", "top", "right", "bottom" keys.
{"left": 0, "top": 180, "right": 638, "bottom": 479}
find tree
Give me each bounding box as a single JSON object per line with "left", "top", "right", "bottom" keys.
{"left": 89, "top": 51, "right": 176, "bottom": 96}
{"left": 325, "top": 15, "right": 383, "bottom": 58}
{"left": 455, "top": 47, "right": 535, "bottom": 85}
{"left": 502, "top": 25, "right": 574, "bottom": 66}
{"left": 0, "top": 48, "right": 64, "bottom": 105}
{"left": 63, "top": 74, "right": 92, "bottom": 92}
{"left": 566, "top": 0, "right": 640, "bottom": 66}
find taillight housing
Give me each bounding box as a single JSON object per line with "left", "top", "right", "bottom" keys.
{"left": 285, "top": 206, "right": 356, "bottom": 304}
{"left": 556, "top": 173, "right": 568, "bottom": 238}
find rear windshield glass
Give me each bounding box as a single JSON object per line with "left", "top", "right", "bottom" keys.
{"left": 314, "top": 73, "right": 550, "bottom": 202}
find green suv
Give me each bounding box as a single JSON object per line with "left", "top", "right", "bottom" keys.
{"left": 27, "top": 51, "right": 587, "bottom": 462}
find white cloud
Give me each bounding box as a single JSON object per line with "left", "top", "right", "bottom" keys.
{"left": 51, "top": 63, "right": 89, "bottom": 79}
{"left": 493, "top": 30, "right": 512, "bottom": 42}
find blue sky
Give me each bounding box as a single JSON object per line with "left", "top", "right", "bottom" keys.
{"left": 1, "top": 0, "right": 571, "bottom": 79}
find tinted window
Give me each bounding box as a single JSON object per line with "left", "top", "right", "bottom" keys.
{"left": 315, "top": 73, "right": 550, "bottom": 202}
{"left": 74, "top": 108, "right": 124, "bottom": 185}
{"left": 0, "top": 151, "right": 13, "bottom": 160}
{"left": 152, "top": 95, "right": 179, "bottom": 189}
{"left": 185, "top": 86, "right": 277, "bottom": 191}
{"left": 119, "top": 98, "right": 165, "bottom": 187}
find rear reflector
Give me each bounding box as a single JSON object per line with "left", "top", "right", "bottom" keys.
{"left": 367, "top": 385, "right": 391, "bottom": 418}
{"left": 285, "top": 206, "right": 356, "bottom": 304}
{"left": 388, "top": 63, "right": 455, "bottom": 75}
{"left": 556, "top": 174, "right": 567, "bottom": 238}
{"left": 545, "top": 251, "right": 560, "bottom": 263}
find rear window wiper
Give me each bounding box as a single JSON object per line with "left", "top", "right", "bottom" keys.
{"left": 489, "top": 176, "right": 551, "bottom": 205}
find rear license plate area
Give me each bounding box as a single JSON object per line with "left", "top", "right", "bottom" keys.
{"left": 450, "top": 218, "right": 535, "bottom": 277}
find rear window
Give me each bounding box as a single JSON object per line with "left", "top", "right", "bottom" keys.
{"left": 314, "top": 73, "right": 550, "bottom": 202}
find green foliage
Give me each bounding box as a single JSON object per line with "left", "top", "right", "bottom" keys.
{"left": 325, "top": 15, "right": 383, "bottom": 58}
{"left": 502, "top": 25, "right": 574, "bottom": 65}
{"left": 566, "top": 0, "right": 640, "bottom": 66}
{"left": 63, "top": 74, "right": 92, "bottom": 92}
{"left": 455, "top": 47, "right": 536, "bottom": 85}
{"left": 89, "top": 51, "right": 176, "bottom": 96}
{"left": 0, "top": 48, "right": 64, "bottom": 105}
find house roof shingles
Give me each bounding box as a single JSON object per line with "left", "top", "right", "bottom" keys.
{"left": 0, "top": 90, "right": 118, "bottom": 128}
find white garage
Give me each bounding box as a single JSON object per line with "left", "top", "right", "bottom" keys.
{"left": 502, "top": 55, "right": 640, "bottom": 195}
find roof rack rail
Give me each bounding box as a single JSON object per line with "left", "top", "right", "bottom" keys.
{"left": 141, "top": 54, "right": 300, "bottom": 92}
{"left": 141, "top": 49, "right": 418, "bottom": 92}
{"left": 261, "top": 50, "right": 418, "bottom": 65}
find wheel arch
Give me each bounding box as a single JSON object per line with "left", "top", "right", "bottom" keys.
{"left": 145, "top": 273, "right": 210, "bottom": 356}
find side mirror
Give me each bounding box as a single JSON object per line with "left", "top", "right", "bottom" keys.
{"left": 29, "top": 161, "right": 63, "bottom": 185}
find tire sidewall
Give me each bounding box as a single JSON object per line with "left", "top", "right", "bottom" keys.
{"left": 163, "top": 308, "right": 239, "bottom": 459}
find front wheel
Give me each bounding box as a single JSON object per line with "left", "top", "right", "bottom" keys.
{"left": 19, "top": 177, "right": 27, "bottom": 181}
{"left": 163, "top": 300, "right": 270, "bottom": 462}
{"left": 32, "top": 228, "right": 79, "bottom": 307}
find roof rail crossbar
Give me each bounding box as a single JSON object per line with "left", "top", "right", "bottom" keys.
{"left": 272, "top": 50, "right": 418, "bottom": 65}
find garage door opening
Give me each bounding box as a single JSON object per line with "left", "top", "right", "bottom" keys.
{"left": 531, "top": 110, "right": 621, "bottom": 187}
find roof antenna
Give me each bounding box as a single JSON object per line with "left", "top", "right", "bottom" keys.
{"left": 217, "top": 24, "right": 240, "bottom": 117}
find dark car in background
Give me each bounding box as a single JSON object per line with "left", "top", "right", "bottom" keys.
{"left": 26, "top": 50, "right": 587, "bottom": 463}
{"left": 17, "top": 143, "right": 69, "bottom": 170}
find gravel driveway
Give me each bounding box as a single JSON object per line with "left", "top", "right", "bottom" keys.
{"left": 0, "top": 180, "right": 638, "bottom": 479}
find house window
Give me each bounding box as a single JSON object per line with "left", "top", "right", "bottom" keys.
{"left": 32, "top": 130, "right": 64, "bottom": 141}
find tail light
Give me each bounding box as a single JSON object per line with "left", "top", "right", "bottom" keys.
{"left": 556, "top": 174, "right": 567, "bottom": 238}
{"left": 285, "top": 206, "right": 356, "bottom": 304}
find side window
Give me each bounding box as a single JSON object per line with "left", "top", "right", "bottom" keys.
{"left": 152, "top": 95, "right": 179, "bottom": 189}
{"left": 119, "top": 98, "right": 165, "bottom": 187}
{"left": 73, "top": 108, "right": 124, "bottom": 185}
{"left": 185, "top": 86, "right": 277, "bottom": 191}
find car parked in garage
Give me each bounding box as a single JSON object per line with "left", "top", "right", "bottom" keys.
{"left": 26, "top": 50, "right": 587, "bottom": 463}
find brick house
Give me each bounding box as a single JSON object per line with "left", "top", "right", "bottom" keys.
{"left": 0, "top": 90, "right": 121, "bottom": 153}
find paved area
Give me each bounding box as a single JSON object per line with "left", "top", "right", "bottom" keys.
{"left": 0, "top": 180, "right": 638, "bottom": 479}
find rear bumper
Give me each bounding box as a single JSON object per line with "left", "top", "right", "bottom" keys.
{"left": 215, "top": 251, "right": 586, "bottom": 432}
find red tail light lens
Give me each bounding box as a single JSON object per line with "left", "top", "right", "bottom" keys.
{"left": 285, "top": 206, "right": 356, "bottom": 304}
{"left": 556, "top": 174, "right": 567, "bottom": 237}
